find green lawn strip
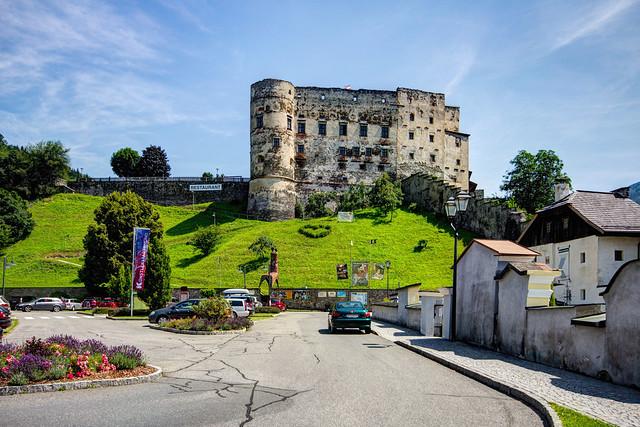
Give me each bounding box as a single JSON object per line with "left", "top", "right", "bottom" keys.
{"left": 549, "top": 403, "right": 615, "bottom": 427}
{"left": 3, "top": 319, "right": 19, "bottom": 335}
{"left": 249, "top": 313, "right": 277, "bottom": 320}
{"left": 5, "top": 193, "right": 472, "bottom": 292}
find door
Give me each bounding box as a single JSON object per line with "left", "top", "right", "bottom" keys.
{"left": 433, "top": 304, "right": 443, "bottom": 337}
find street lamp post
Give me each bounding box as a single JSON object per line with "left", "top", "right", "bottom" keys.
{"left": 239, "top": 267, "right": 247, "bottom": 288}
{"left": 385, "top": 260, "right": 391, "bottom": 298}
{"left": 2, "top": 256, "right": 17, "bottom": 297}
{"left": 444, "top": 191, "right": 471, "bottom": 341}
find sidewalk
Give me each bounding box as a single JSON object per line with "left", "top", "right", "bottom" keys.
{"left": 372, "top": 320, "right": 640, "bottom": 427}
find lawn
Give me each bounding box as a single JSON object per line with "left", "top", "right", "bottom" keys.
{"left": 4, "top": 193, "right": 472, "bottom": 294}
{"left": 550, "top": 403, "right": 615, "bottom": 427}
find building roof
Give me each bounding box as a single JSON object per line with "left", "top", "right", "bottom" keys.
{"left": 472, "top": 239, "right": 539, "bottom": 256}
{"left": 538, "top": 191, "right": 640, "bottom": 234}
{"left": 495, "top": 262, "right": 558, "bottom": 280}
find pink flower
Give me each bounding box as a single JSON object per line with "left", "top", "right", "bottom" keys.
{"left": 67, "top": 372, "right": 74, "bottom": 379}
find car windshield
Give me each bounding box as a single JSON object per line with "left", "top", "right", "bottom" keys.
{"left": 335, "top": 302, "right": 364, "bottom": 310}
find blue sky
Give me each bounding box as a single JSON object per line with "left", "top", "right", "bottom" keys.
{"left": 1, "top": 0, "right": 638, "bottom": 195}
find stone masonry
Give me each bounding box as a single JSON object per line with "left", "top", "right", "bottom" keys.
{"left": 248, "top": 79, "right": 470, "bottom": 220}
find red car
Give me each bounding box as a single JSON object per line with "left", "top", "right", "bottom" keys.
{"left": 269, "top": 299, "right": 287, "bottom": 311}
{"left": 82, "top": 298, "right": 97, "bottom": 309}
{"left": 97, "top": 298, "right": 128, "bottom": 308}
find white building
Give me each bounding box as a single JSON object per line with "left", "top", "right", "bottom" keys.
{"left": 518, "top": 188, "right": 640, "bottom": 305}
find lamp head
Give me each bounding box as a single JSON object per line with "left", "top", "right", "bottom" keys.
{"left": 444, "top": 197, "right": 457, "bottom": 219}
{"left": 455, "top": 191, "right": 471, "bottom": 213}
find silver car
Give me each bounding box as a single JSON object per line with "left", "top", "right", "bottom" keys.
{"left": 17, "top": 297, "right": 66, "bottom": 312}
{"left": 225, "top": 298, "right": 251, "bottom": 318}
{"left": 63, "top": 298, "right": 83, "bottom": 311}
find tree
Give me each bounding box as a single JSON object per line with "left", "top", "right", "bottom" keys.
{"left": 0, "top": 189, "right": 35, "bottom": 252}
{"left": 110, "top": 148, "right": 140, "bottom": 177}
{"left": 304, "top": 192, "right": 335, "bottom": 218}
{"left": 25, "top": 141, "right": 70, "bottom": 198}
{"left": 248, "top": 235, "right": 275, "bottom": 259}
{"left": 192, "top": 296, "right": 230, "bottom": 322}
{"left": 78, "top": 191, "right": 171, "bottom": 309}
{"left": 136, "top": 145, "right": 171, "bottom": 177}
{"left": 500, "top": 150, "right": 570, "bottom": 214}
{"left": 339, "top": 184, "right": 371, "bottom": 211}
{"left": 370, "top": 173, "right": 403, "bottom": 219}
{"left": 201, "top": 172, "right": 214, "bottom": 181}
{"left": 187, "top": 226, "right": 222, "bottom": 256}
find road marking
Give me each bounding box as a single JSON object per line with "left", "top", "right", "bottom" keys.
{"left": 39, "top": 316, "right": 50, "bottom": 319}
{"left": 54, "top": 316, "right": 65, "bottom": 319}
{"left": 68, "top": 315, "right": 80, "bottom": 318}
{"left": 24, "top": 316, "right": 34, "bottom": 320}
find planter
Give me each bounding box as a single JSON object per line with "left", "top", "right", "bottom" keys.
{"left": 149, "top": 325, "right": 246, "bottom": 335}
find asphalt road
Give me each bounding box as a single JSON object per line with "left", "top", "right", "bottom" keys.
{"left": 1, "top": 311, "right": 543, "bottom": 426}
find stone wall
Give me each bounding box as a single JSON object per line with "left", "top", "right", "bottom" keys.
{"left": 5, "top": 287, "right": 87, "bottom": 300}
{"left": 69, "top": 178, "right": 249, "bottom": 207}
{"left": 402, "top": 173, "right": 528, "bottom": 240}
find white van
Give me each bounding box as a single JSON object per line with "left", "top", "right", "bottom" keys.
{"left": 222, "top": 288, "right": 251, "bottom": 297}
{"left": 222, "top": 289, "right": 255, "bottom": 312}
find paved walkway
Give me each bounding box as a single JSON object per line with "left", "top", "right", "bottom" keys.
{"left": 372, "top": 320, "right": 640, "bottom": 427}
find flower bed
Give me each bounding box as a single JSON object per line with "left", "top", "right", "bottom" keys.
{"left": 0, "top": 336, "right": 147, "bottom": 387}
{"left": 163, "top": 316, "right": 252, "bottom": 332}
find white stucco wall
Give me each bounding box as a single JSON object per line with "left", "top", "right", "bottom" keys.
{"left": 597, "top": 236, "right": 640, "bottom": 288}
{"left": 496, "top": 271, "right": 529, "bottom": 355}
{"left": 371, "top": 303, "right": 399, "bottom": 324}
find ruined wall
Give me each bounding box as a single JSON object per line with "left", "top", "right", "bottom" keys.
{"left": 70, "top": 178, "right": 249, "bottom": 206}
{"left": 402, "top": 173, "right": 527, "bottom": 240}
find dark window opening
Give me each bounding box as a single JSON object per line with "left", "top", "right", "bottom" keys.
{"left": 297, "top": 144, "right": 304, "bottom": 153}
{"left": 409, "top": 131, "right": 414, "bottom": 140}
{"left": 339, "top": 122, "right": 347, "bottom": 136}
{"left": 318, "top": 122, "right": 327, "bottom": 136}
{"left": 429, "top": 134, "right": 434, "bottom": 143}
{"left": 381, "top": 148, "right": 388, "bottom": 158}
{"left": 580, "top": 252, "right": 586, "bottom": 263}
{"left": 430, "top": 154, "right": 436, "bottom": 162}
{"left": 353, "top": 146, "right": 360, "bottom": 157}
{"left": 365, "top": 147, "right": 372, "bottom": 156}
{"left": 256, "top": 114, "right": 263, "bottom": 129}
{"left": 381, "top": 125, "right": 389, "bottom": 138}
{"left": 409, "top": 152, "right": 415, "bottom": 159}
{"left": 429, "top": 116, "right": 434, "bottom": 124}
{"left": 272, "top": 137, "right": 281, "bottom": 149}
{"left": 338, "top": 162, "right": 346, "bottom": 170}
{"left": 359, "top": 163, "right": 366, "bottom": 171}
{"left": 615, "top": 250, "right": 623, "bottom": 261}
{"left": 456, "top": 159, "right": 461, "bottom": 166}
{"left": 377, "top": 165, "right": 385, "bottom": 171}
{"left": 339, "top": 146, "right": 347, "bottom": 156}
{"left": 359, "top": 123, "right": 368, "bottom": 137}
{"left": 297, "top": 121, "right": 306, "bottom": 134}
{"left": 287, "top": 116, "right": 292, "bottom": 130}
{"left": 409, "top": 113, "right": 415, "bottom": 121}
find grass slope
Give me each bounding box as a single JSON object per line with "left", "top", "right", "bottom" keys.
{"left": 5, "top": 193, "right": 471, "bottom": 293}
{"left": 550, "top": 403, "right": 615, "bottom": 427}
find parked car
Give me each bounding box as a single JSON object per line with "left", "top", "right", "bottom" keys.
{"left": 16, "top": 297, "right": 66, "bottom": 312}
{"left": 0, "top": 306, "right": 12, "bottom": 330}
{"left": 82, "top": 298, "right": 97, "bottom": 309}
{"left": 225, "top": 298, "right": 251, "bottom": 318}
{"left": 148, "top": 299, "right": 203, "bottom": 324}
{"left": 97, "top": 297, "right": 127, "bottom": 308}
{"left": 269, "top": 299, "right": 287, "bottom": 312}
{"left": 327, "top": 301, "right": 372, "bottom": 334}
{"left": 62, "top": 298, "right": 83, "bottom": 311}
{"left": 0, "top": 295, "right": 10, "bottom": 311}
{"left": 9, "top": 296, "right": 35, "bottom": 310}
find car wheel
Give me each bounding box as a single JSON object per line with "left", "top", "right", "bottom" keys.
{"left": 364, "top": 328, "right": 371, "bottom": 334}
{"left": 24, "top": 306, "right": 32, "bottom": 312}
{"left": 158, "top": 316, "right": 169, "bottom": 324}
{"left": 71, "top": 306, "right": 76, "bottom": 311}
{"left": 232, "top": 311, "right": 238, "bottom": 319}
{"left": 53, "top": 305, "right": 61, "bottom": 312}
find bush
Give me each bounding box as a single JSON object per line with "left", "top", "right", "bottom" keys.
{"left": 47, "top": 365, "right": 67, "bottom": 380}
{"left": 164, "top": 318, "right": 195, "bottom": 330}
{"left": 255, "top": 306, "right": 281, "bottom": 314}
{"left": 220, "top": 317, "right": 253, "bottom": 330}
{"left": 200, "top": 289, "right": 218, "bottom": 298}
{"left": 298, "top": 224, "right": 331, "bottom": 238}
{"left": 187, "top": 226, "right": 222, "bottom": 255}
{"left": 192, "top": 296, "right": 230, "bottom": 322}
{"left": 304, "top": 192, "right": 335, "bottom": 218}
{"left": 108, "top": 353, "right": 141, "bottom": 370}
{"left": 8, "top": 372, "right": 28, "bottom": 386}
{"left": 111, "top": 308, "right": 150, "bottom": 317}
{"left": 0, "top": 188, "right": 34, "bottom": 251}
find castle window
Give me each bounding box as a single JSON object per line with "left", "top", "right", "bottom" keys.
{"left": 339, "top": 122, "right": 347, "bottom": 136}
{"left": 409, "top": 152, "right": 414, "bottom": 159}
{"left": 256, "top": 114, "right": 263, "bottom": 129}
{"left": 377, "top": 165, "right": 385, "bottom": 171}
{"left": 455, "top": 138, "right": 461, "bottom": 147}
{"left": 297, "top": 144, "right": 305, "bottom": 153}
{"left": 381, "top": 125, "right": 389, "bottom": 138}
{"left": 452, "top": 176, "right": 457, "bottom": 182}
{"left": 429, "top": 116, "right": 434, "bottom": 124}
{"left": 409, "top": 113, "right": 415, "bottom": 121}
{"left": 272, "top": 137, "right": 281, "bottom": 149}
{"left": 339, "top": 146, "right": 347, "bottom": 156}
{"left": 359, "top": 163, "right": 366, "bottom": 171}
{"left": 297, "top": 121, "right": 306, "bottom": 134}
{"left": 429, "top": 134, "right": 434, "bottom": 143}
{"left": 338, "top": 162, "right": 346, "bottom": 170}
{"left": 353, "top": 146, "right": 360, "bottom": 157}
{"left": 430, "top": 154, "right": 436, "bottom": 162}
{"left": 456, "top": 159, "right": 461, "bottom": 166}
{"left": 318, "top": 122, "right": 327, "bottom": 136}
{"left": 381, "top": 148, "right": 389, "bottom": 158}
{"left": 580, "top": 289, "right": 586, "bottom": 300}
{"left": 287, "top": 116, "right": 292, "bottom": 130}
{"left": 580, "top": 252, "right": 586, "bottom": 263}
{"left": 409, "top": 131, "right": 414, "bottom": 140}
{"left": 257, "top": 155, "right": 264, "bottom": 163}
{"left": 365, "top": 147, "right": 372, "bottom": 157}
{"left": 615, "top": 250, "right": 623, "bottom": 261}
{"left": 359, "top": 123, "right": 368, "bottom": 137}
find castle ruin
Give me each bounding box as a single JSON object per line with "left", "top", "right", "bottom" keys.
{"left": 250, "top": 78, "right": 470, "bottom": 220}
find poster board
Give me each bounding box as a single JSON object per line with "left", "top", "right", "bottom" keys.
{"left": 352, "top": 262, "right": 369, "bottom": 286}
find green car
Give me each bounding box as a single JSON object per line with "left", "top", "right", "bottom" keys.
{"left": 328, "top": 301, "right": 372, "bottom": 334}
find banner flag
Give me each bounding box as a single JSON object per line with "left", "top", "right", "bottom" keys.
{"left": 132, "top": 227, "right": 151, "bottom": 291}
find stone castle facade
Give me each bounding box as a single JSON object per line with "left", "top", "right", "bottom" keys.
{"left": 248, "top": 78, "right": 470, "bottom": 220}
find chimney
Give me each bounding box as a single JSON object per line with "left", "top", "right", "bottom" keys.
{"left": 554, "top": 179, "right": 572, "bottom": 202}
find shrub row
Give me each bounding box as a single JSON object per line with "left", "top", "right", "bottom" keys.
{"left": 254, "top": 306, "right": 281, "bottom": 314}
{"left": 298, "top": 224, "right": 331, "bottom": 238}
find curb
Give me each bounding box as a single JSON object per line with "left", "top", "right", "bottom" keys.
{"left": 372, "top": 330, "right": 560, "bottom": 427}
{"left": 0, "top": 365, "right": 162, "bottom": 396}
{"left": 149, "top": 325, "right": 246, "bottom": 335}
{"left": 76, "top": 312, "right": 94, "bottom": 317}
{"left": 106, "top": 316, "right": 148, "bottom": 321}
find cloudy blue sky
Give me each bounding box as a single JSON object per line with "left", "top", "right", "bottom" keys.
{"left": 1, "top": 0, "right": 638, "bottom": 194}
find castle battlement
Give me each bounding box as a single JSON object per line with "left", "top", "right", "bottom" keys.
{"left": 248, "top": 79, "right": 470, "bottom": 221}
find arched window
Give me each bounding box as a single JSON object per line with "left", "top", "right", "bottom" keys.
{"left": 409, "top": 113, "right": 415, "bottom": 121}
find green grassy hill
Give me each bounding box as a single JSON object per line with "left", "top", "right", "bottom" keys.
{"left": 4, "top": 193, "right": 471, "bottom": 293}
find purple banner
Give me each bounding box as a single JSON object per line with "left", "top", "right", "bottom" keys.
{"left": 132, "top": 228, "right": 151, "bottom": 291}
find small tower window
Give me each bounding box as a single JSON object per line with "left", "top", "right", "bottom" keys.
{"left": 297, "top": 121, "right": 306, "bottom": 134}
{"left": 287, "top": 116, "right": 292, "bottom": 130}
{"left": 339, "top": 122, "right": 347, "bottom": 136}
{"left": 580, "top": 252, "right": 586, "bottom": 263}
{"left": 430, "top": 154, "right": 436, "bottom": 162}
{"left": 409, "top": 113, "right": 415, "bottom": 121}
{"left": 409, "top": 131, "right": 414, "bottom": 140}
{"left": 359, "top": 123, "right": 368, "bottom": 137}
{"left": 615, "top": 250, "right": 623, "bottom": 261}
{"left": 318, "top": 122, "right": 327, "bottom": 136}
{"left": 381, "top": 125, "right": 389, "bottom": 138}
{"left": 297, "top": 144, "right": 305, "bottom": 153}
{"left": 338, "top": 162, "right": 346, "bottom": 170}
{"left": 359, "top": 163, "right": 366, "bottom": 171}
{"left": 429, "top": 116, "right": 434, "bottom": 124}
{"left": 429, "top": 134, "right": 434, "bottom": 143}
{"left": 256, "top": 114, "right": 263, "bottom": 129}
{"left": 365, "top": 147, "right": 372, "bottom": 157}
{"left": 377, "top": 165, "right": 385, "bottom": 171}
{"left": 338, "top": 146, "right": 347, "bottom": 156}
{"left": 272, "top": 137, "right": 281, "bottom": 149}
{"left": 381, "top": 148, "right": 389, "bottom": 158}
{"left": 409, "top": 152, "right": 415, "bottom": 159}
{"left": 456, "top": 159, "right": 461, "bottom": 166}
{"left": 353, "top": 146, "right": 360, "bottom": 157}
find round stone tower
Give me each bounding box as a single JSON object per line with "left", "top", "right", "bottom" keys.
{"left": 247, "top": 79, "right": 297, "bottom": 220}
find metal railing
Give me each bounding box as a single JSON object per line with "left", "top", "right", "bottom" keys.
{"left": 76, "top": 176, "right": 249, "bottom": 183}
